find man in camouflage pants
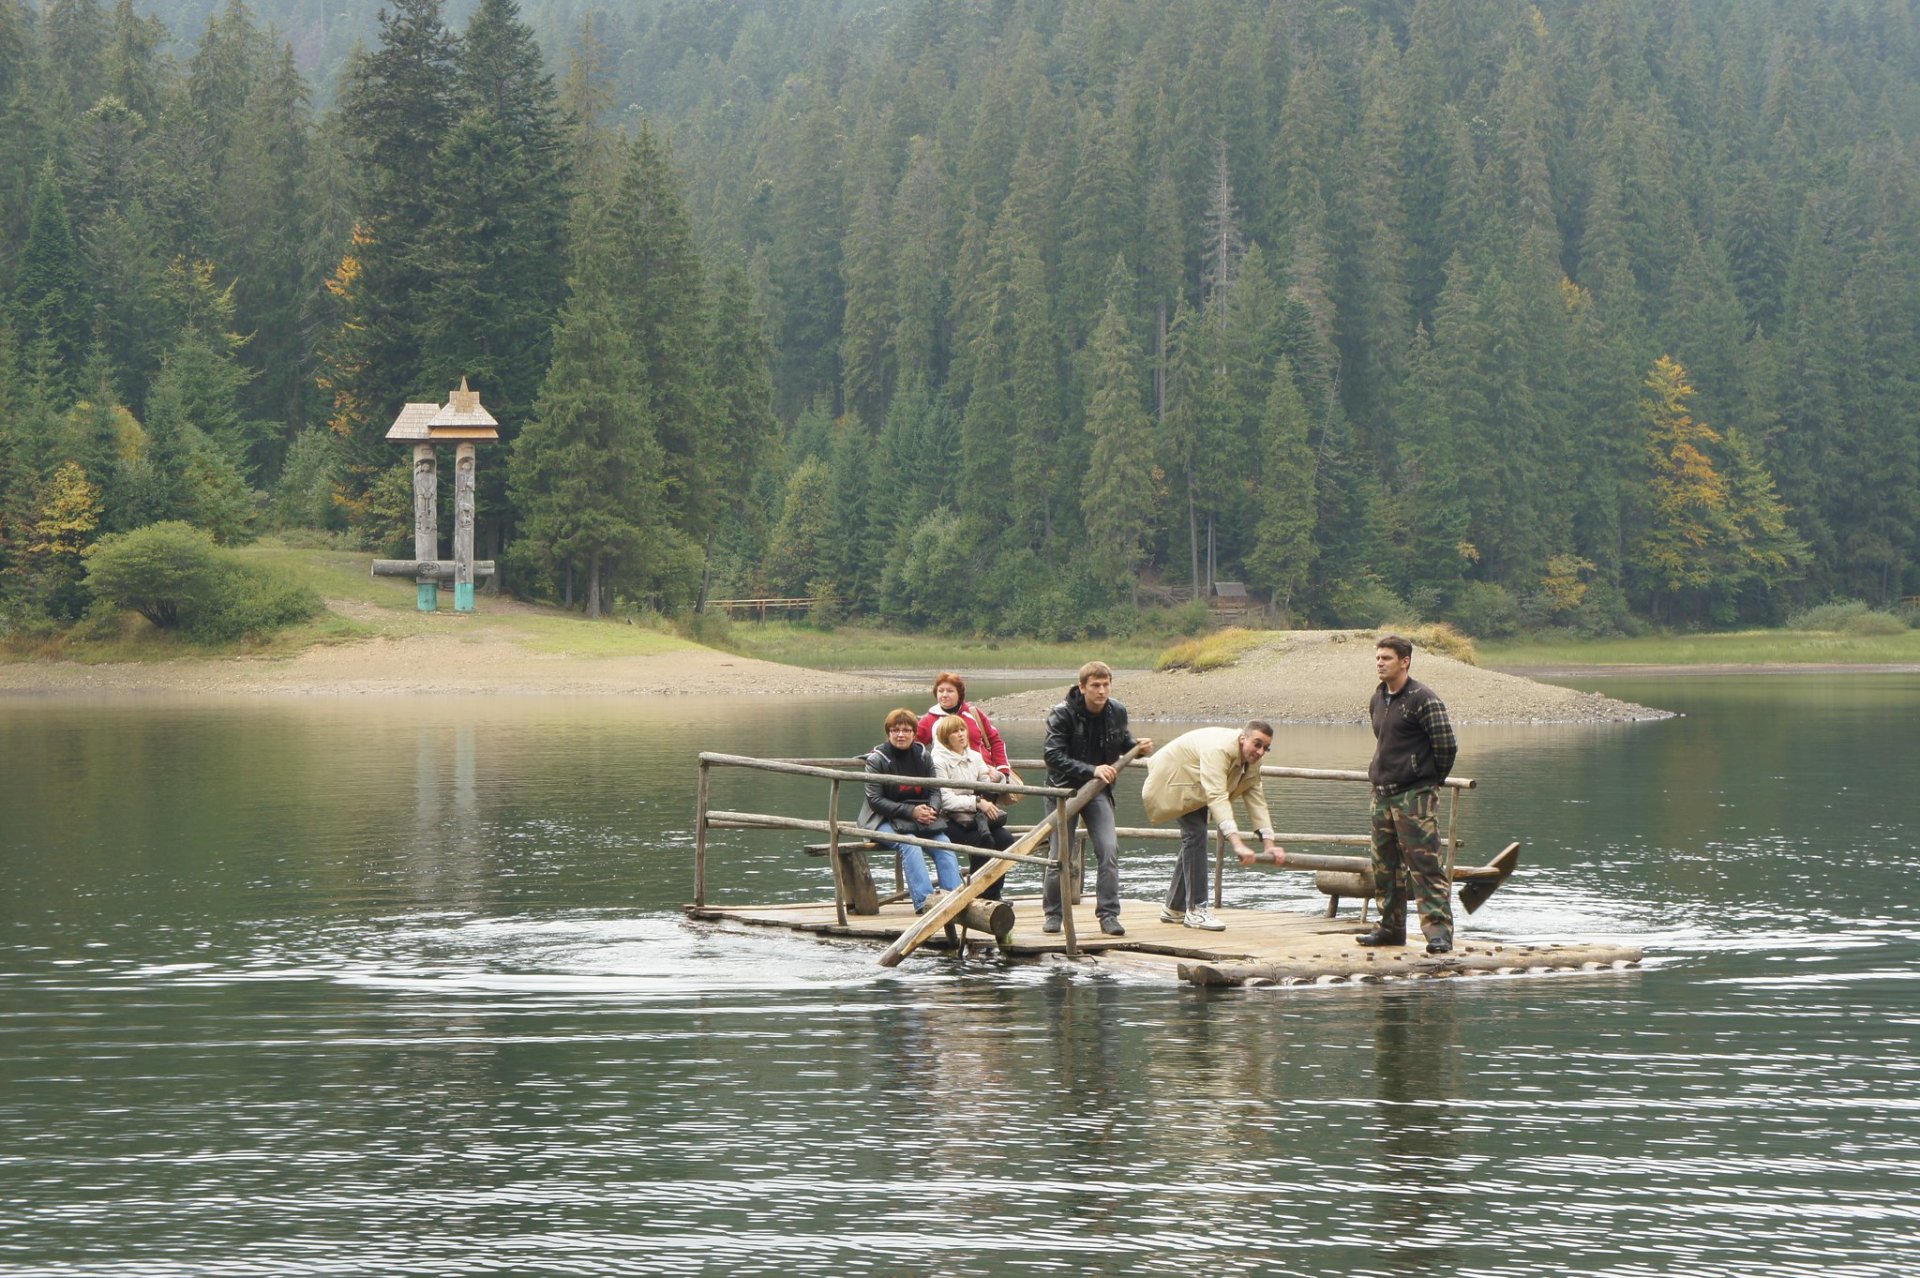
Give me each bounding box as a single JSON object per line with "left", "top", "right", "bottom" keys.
{"left": 1357, "top": 634, "right": 1460, "bottom": 955}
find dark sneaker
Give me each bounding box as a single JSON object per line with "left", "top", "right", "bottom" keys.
{"left": 1426, "top": 937, "right": 1453, "bottom": 955}
{"left": 1355, "top": 927, "right": 1407, "bottom": 947}
{"left": 1099, "top": 916, "right": 1127, "bottom": 937}
{"left": 1041, "top": 915, "right": 1062, "bottom": 934}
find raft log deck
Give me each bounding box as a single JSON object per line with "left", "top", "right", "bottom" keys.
{"left": 687, "top": 751, "right": 1644, "bottom": 986}
{"left": 686, "top": 894, "right": 1642, "bottom": 986}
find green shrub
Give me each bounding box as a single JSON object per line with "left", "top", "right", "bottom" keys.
{"left": 186, "top": 562, "right": 321, "bottom": 642}
{"left": 1443, "top": 581, "right": 1520, "bottom": 638}
{"left": 1842, "top": 609, "right": 1908, "bottom": 636}
{"left": 1325, "top": 576, "right": 1410, "bottom": 628}
{"left": 83, "top": 521, "right": 224, "bottom": 628}
{"left": 1786, "top": 599, "right": 1908, "bottom": 634}
{"left": 1787, "top": 599, "right": 1874, "bottom": 631}
{"left": 83, "top": 521, "right": 319, "bottom": 641}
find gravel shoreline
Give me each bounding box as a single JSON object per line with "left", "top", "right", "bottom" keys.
{"left": 977, "top": 630, "right": 1674, "bottom": 725}
{"left": 0, "top": 625, "right": 1674, "bottom": 719}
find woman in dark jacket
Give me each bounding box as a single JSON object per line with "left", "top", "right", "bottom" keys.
{"left": 858, "top": 707, "right": 962, "bottom": 912}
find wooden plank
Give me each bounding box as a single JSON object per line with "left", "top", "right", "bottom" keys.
{"left": 877, "top": 746, "right": 1146, "bottom": 967}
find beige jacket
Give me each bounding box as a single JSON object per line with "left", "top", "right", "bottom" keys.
{"left": 1140, "top": 726, "right": 1272, "bottom": 836}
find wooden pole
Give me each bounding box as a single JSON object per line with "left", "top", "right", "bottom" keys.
{"left": 412, "top": 443, "right": 438, "bottom": 612}
{"left": 876, "top": 746, "right": 1145, "bottom": 967}
{"left": 453, "top": 442, "right": 476, "bottom": 612}
{"left": 1056, "top": 796, "right": 1077, "bottom": 958}
{"left": 1213, "top": 829, "right": 1224, "bottom": 909}
{"left": 694, "top": 759, "right": 711, "bottom": 907}
{"left": 827, "top": 779, "right": 847, "bottom": 927}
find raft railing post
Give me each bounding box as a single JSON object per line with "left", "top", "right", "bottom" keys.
{"left": 694, "top": 758, "right": 711, "bottom": 907}
{"left": 827, "top": 778, "right": 848, "bottom": 927}
{"left": 1444, "top": 788, "right": 1460, "bottom": 877}
{"left": 1055, "top": 798, "right": 1078, "bottom": 958}
{"left": 1213, "top": 829, "right": 1225, "bottom": 909}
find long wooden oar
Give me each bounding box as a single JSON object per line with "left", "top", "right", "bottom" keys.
{"left": 877, "top": 745, "right": 1146, "bottom": 967}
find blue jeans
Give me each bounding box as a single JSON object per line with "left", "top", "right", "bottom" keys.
{"left": 1041, "top": 790, "right": 1121, "bottom": 921}
{"left": 876, "top": 820, "right": 960, "bottom": 908}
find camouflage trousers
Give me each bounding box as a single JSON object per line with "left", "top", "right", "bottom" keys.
{"left": 1369, "top": 785, "right": 1452, "bottom": 943}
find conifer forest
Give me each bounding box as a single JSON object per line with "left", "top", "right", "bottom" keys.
{"left": 3, "top": 0, "right": 1919, "bottom": 638}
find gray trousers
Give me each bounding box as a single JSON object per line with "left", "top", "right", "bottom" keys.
{"left": 1163, "top": 808, "right": 1211, "bottom": 913}
{"left": 1042, "top": 790, "right": 1120, "bottom": 921}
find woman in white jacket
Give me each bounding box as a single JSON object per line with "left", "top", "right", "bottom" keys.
{"left": 930, "top": 714, "right": 1017, "bottom": 900}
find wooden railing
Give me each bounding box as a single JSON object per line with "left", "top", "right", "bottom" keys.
{"left": 691, "top": 753, "right": 1484, "bottom": 955}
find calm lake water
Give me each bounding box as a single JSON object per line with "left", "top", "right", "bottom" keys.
{"left": 3, "top": 674, "right": 1918, "bottom": 1277}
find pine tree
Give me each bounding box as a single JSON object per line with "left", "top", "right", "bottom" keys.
{"left": 701, "top": 265, "right": 778, "bottom": 599}
{"left": 507, "top": 213, "right": 665, "bottom": 619}
{"left": 889, "top": 136, "right": 946, "bottom": 393}
{"left": 187, "top": 0, "right": 269, "bottom": 168}
{"left": 767, "top": 88, "right": 845, "bottom": 414}
{"left": 604, "top": 123, "right": 711, "bottom": 543}
{"left": 1245, "top": 358, "right": 1317, "bottom": 618}
{"left": 13, "top": 160, "right": 88, "bottom": 383}
{"left": 1081, "top": 278, "right": 1155, "bottom": 603}
{"left": 839, "top": 173, "right": 895, "bottom": 427}
{"left": 329, "top": 0, "right": 458, "bottom": 481}
{"left": 417, "top": 0, "right": 569, "bottom": 448}
{"left": 214, "top": 45, "right": 318, "bottom": 442}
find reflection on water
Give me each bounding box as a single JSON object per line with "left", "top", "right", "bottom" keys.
{"left": 3, "top": 678, "right": 1920, "bottom": 1276}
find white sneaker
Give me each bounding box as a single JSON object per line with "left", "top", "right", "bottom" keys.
{"left": 1183, "top": 907, "right": 1226, "bottom": 932}
{"left": 1159, "top": 906, "right": 1182, "bottom": 924}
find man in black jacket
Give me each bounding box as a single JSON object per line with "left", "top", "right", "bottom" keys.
{"left": 1041, "top": 661, "right": 1153, "bottom": 936}
{"left": 1357, "top": 634, "right": 1460, "bottom": 954}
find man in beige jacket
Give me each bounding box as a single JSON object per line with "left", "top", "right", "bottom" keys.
{"left": 1140, "top": 721, "right": 1286, "bottom": 931}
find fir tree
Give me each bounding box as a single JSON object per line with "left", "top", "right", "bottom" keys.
{"left": 1245, "top": 357, "right": 1317, "bottom": 618}
{"left": 507, "top": 212, "right": 664, "bottom": 619}
{"left": 1081, "top": 275, "right": 1155, "bottom": 604}
{"left": 14, "top": 160, "right": 88, "bottom": 382}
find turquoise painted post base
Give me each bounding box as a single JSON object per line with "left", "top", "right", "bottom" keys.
{"left": 454, "top": 583, "right": 475, "bottom": 612}
{"left": 416, "top": 583, "right": 439, "bottom": 612}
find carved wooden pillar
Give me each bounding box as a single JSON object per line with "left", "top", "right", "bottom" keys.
{"left": 454, "top": 443, "right": 477, "bottom": 612}
{"left": 412, "top": 443, "right": 438, "bottom": 612}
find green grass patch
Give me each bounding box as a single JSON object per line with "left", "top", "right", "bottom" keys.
{"left": 1481, "top": 627, "right": 1920, "bottom": 668}
{"left": 1155, "top": 627, "right": 1272, "bottom": 672}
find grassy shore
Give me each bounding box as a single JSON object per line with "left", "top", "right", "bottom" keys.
{"left": 11, "top": 542, "right": 1918, "bottom": 674}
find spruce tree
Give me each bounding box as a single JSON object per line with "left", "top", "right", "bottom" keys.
{"left": 330, "top": 0, "right": 458, "bottom": 481}
{"left": 14, "top": 160, "right": 88, "bottom": 383}
{"left": 604, "top": 123, "right": 711, "bottom": 544}
{"left": 1245, "top": 358, "right": 1317, "bottom": 619}
{"left": 507, "top": 211, "right": 664, "bottom": 619}
{"left": 1081, "top": 277, "right": 1155, "bottom": 604}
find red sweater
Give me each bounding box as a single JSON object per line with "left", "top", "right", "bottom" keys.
{"left": 915, "top": 700, "right": 1009, "bottom": 770}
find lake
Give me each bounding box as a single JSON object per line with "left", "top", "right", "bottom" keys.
{"left": 2, "top": 675, "right": 1917, "bottom": 1277}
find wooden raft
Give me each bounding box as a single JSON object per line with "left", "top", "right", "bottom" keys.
{"left": 683, "top": 895, "right": 1643, "bottom": 986}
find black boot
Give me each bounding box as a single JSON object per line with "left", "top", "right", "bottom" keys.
{"left": 1355, "top": 926, "right": 1407, "bottom": 947}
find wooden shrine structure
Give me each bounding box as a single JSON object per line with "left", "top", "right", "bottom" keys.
{"left": 372, "top": 379, "right": 499, "bottom": 612}
{"left": 684, "top": 750, "right": 1641, "bottom": 987}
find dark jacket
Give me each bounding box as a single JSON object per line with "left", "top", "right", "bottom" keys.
{"left": 1043, "top": 685, "right": 1137, "bottom": 789}
{"left": 1368, "top": 676, "right": 1458, "bottom": 795}
{"left": 857, "top": 740, "right": 943, "bottom": 830}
